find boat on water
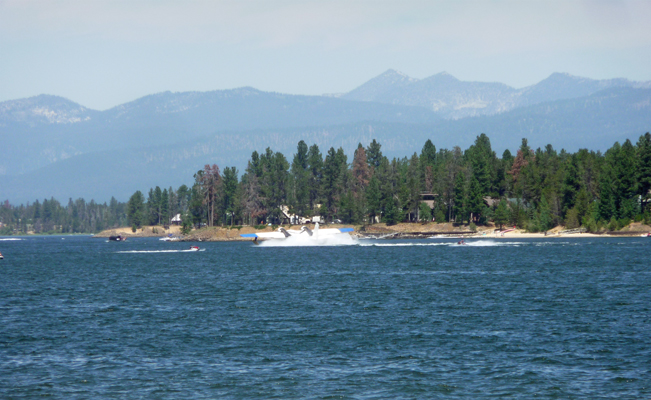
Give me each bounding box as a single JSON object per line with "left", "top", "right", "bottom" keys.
{"left": 240, "top": 222, "right": 354, "bottom": 244}
{"left": 108, "top": 235, "right": 127, "bottom": 241}
{"left": 189, "top": 246, "right": 200, "bottom": 251}
{"left": 160, "top": 234, "right": 179, "bottom": 241}
{"left": 0, "top": 251, "right": 3, "bottom": 260}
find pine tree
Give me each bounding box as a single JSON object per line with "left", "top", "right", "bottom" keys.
{"left": 222, "top": 167, "right": 239, "bottom": 225}
{"left": 467, "top": 176, "right": 485, "bottom": 223}
{"left": 290, "top": 141, "right": 310, "bottom": 217}
{"left": 453, "top": 172, "right": 466, "bottom": 223}
{"left": 160, "top": 189, "right": 169, "bottom": 225}
{"left": 307, "top": 144, "right": 323, "bottom": 211}
{"left": 366, "top": 176, "right": 381, "bottom": 223}
{"left": 127, "top": 190, "right": 145, "bottom": 228}
{"left": 598, "top": 166, "right": 616, "bottom": 222}
{"left": 494, "top": 199, "right": 509, "bottom": 230}
{"left": 366, "top": 139, "right": 383, "bottom": 171}
{"left": 637, "top": 133, "right": 651, "bottom": 212}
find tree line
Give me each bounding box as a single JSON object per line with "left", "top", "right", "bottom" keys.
{"left": 126, "top": 132, "right": 651, "bottom": 232}
{"left": 0, "top": 197, "right": 128, "bottom": 235}
{"left": 2, "top": 133, "right": 650, "bottom": 234}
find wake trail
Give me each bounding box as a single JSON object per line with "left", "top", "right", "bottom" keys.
{"left": 116, "top": 249, "right": 205, "bottom": 254}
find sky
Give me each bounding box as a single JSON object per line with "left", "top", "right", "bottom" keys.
{"left": 1, "top": 0, "right": 651, "bottom": 110}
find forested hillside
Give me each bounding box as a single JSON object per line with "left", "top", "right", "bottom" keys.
{"left": 117, "top": 132, "right": 650, "bottom": 233}
{"left": 2, "top": 133, "right": 650, "bottom": 235}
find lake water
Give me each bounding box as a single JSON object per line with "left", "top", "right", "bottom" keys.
{"left": 1, "top": 236, "right": 649, "bottom": 398}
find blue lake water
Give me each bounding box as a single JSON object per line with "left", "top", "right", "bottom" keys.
{"left": 1, "top": 235, "right": 649, "bottom": 398}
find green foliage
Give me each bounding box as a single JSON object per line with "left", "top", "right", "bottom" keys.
{"left": 584, "top": 217, "right": 598, "bottom": 233}
{"left": 434, "top": 209, "right": 447, "bottom": 223}
{"left": 608, "top": 217, "right": 619, "bottom": 231}
{"left": 493, "top": 199, "right": 509, "bottom": 230}
{"left": 453, "top": 172, "right": 466, "bottom": 223}
{"left": 419, "top": 202, "right": 432, "bottom": 222}
{"left": 469, "top": 222, "right": 477, "bottom": 232}
{"left": 526, "top": 221, "right": 540, "bottom": 233}
{"left": 6, "top": 133, "right": 650, "bottom": 234}
{"left": 564, "top": 207, "right": 580, "bottom": 229}
{"left": 181, "top": 218, "right": 193, "bottom": 235}
{"left": 383, "top": 198, "right": 400, "bottom": 225}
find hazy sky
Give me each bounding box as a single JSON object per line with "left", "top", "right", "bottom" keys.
{"left": 2, "top": 0, "right": 650, "bottom": 110}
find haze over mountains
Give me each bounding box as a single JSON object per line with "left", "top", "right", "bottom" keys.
{"left": 341, "top": 70, "right": 651, "bottom": 119}
{"left": 1, "top": 71, "right": 650, "bottom": 204}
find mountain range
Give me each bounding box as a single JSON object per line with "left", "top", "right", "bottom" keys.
{"left": 341, "top": 70, "right": 651, "bottom": 119}
{"left": 1, "top": 71, "right": 650, "bottom": 204}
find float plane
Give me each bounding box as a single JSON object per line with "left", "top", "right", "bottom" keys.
{"left": 240, "top": 223, "right": 354, "bottom": 244}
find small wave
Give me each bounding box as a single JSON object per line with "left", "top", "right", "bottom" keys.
{"left": 359, "top": 242, "right": 448, "bottom": 247}
{"left": 359, "top": 240, "right": 522, "bottom": 247}
{"left": 116, "top": 249, "right": 205, "bottom": 254}
{"left": 0, "top": 238, "right": 22, "bottom": 241}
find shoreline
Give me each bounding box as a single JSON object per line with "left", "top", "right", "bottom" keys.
{"left": 88, "top": 222, "right": 651, "bottom": 242}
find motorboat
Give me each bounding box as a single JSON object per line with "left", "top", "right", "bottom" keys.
{"left": 189, "top": 246, "right": 200, "bottom": 251}
{"left": 160, "top": 234, "right": 179, "bottom": 241}
{"left": 240, "top": 222, "right": 354, "bottom": 244}
{"left": 108, "top": 235, "right": 126, "bottom": 241}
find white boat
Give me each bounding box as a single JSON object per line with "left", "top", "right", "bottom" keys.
{"left": 240, "top": 222, "right": 354, "bottom": 244}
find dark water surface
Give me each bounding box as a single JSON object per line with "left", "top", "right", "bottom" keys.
{"left": 1, "top": 236, "right": 649, "bottom": 398}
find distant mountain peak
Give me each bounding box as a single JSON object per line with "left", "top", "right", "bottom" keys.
{"left": 423, "top": 71, "right": 459, "bottom": 82}
{"left": 341, "top": 69, "right": 418, "bottom": 102}
{"left": 380, "top": 69, "right": 416, "bottom": 80}
{"left": 0, "top": 94, "right": 93, "bottom": 125}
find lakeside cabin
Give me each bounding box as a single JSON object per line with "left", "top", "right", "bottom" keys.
{"left": 280, "top": 205, "right": 322, "bottom": 225}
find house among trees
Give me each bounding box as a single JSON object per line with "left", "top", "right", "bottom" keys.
{"left": 420, "top": 193, "right": 438, "bottom": 208}
{"left": 171, "top": 213, "right": 182, "bottom": 225}
{"left": 280, "top": 205, "right": 321, "bottom": 225}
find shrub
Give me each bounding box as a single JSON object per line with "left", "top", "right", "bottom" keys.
{"left": 419, "top": 202, "right": 432, "bottom": 222}
{"left": 181, "top": 220, "right": 193, "bottom": 235}
{"left": 608, "top": 217, "right": 618, "bottom": 231}
{"left": 469, "top": 222, "right": 477, "bottom": 232}
{"left": 584, "top": 217, "right": 598, "bottom": 233}
{"left": 526, "top": 221, "right": 539, "bottom": 233}
{"left": 564, "top": 208, "right": 580, "bottom": 229}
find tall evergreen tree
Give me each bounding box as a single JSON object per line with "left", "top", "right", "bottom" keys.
{"left": 467, "top": 176, "right": 485, "bottom": 223}
{"left": 290, "top": 141, "right": 311, "bottom": 217}
{"left": 127, "top": 190, "right": 145, "bottom": 228}
{"left": 366, "top": 139, "right": 383, "bottom": 171}
{"left": 453, "top": 172, "right": 466, "bottom": 223}
{"left": 637, "top": 133, "right": 651, "bottom": 212}
{"left": 307, "top": 144, "right": 324, "bottom": 211}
